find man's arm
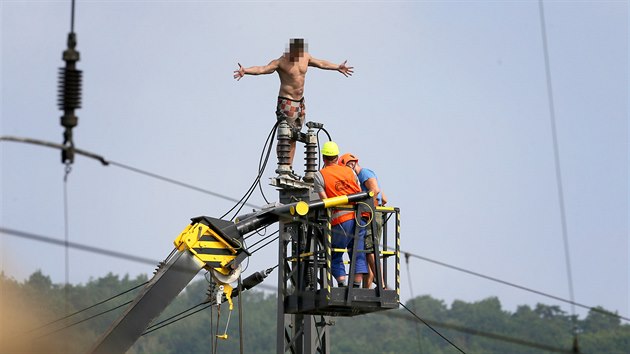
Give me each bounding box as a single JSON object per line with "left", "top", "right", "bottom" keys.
{"left": 308, "top": 57, "right": 354, "bottom": 77}
{"left": 313, "top": 172, "right": 328, "bottom": 200}
{"left": 233, "top": 59, "right": 280, "bottom": 80}
{"left": 364, "top": 178, "right": 383, "bottom": 206}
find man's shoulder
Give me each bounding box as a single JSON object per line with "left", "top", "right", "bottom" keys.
{"left": 358, "top": 168, "right": 377, "bottom": 180}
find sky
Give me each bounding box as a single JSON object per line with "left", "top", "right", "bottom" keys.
{"left": 1, "top": 0, "right": 628, "bottom": 326}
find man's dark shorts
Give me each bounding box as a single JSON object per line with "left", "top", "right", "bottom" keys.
{"left": 364, "top": 212, "right": 383, "bottom": 252}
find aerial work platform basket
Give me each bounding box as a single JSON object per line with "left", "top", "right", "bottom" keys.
{"left": 280, "top": 203, "right": 401, "bottom": 317}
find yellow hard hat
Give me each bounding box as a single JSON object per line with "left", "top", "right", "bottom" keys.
{"left": 321, "top": 141, "right": 340, "bottom": 156}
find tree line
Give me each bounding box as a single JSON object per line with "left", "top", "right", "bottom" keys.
{"left": 1, "top": 271, "right": 627, "bottom": 353}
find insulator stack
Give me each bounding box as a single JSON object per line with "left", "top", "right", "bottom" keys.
{"left": 303, "top": 123, "right": 318, "bottom": 183}
{"left": 275, "top": 119, "right": 292, "bottom": 174}
{"left": 58, "top": 67, "right": 82, "bottom": 125}
{"left": 58, "top": 32, "right": 82, "bottom": 164}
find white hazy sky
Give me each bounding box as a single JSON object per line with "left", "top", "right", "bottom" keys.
{"left": 1, "top": 0, "right": 628, "bottom": 322}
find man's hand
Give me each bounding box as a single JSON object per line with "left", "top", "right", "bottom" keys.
{"left": 338, "top": 60, "right": 354, "bottom": 77}
{"left": 233, "top": 63, "right": 245, "bottom": 80}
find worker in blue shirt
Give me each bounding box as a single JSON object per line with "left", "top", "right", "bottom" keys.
{"left": 339, "top": 153, "right": 388, "bottom": 289}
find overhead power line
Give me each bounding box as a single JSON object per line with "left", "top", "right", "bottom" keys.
{"left": 400, "top": 250, "right": 629, "bottom": 322}
{"left": 0, "top": 136, "right": 261, "bottom": 210}
{"left": 0, "top": 227, "right": 159, "bottom": 266}
{"left": 25, "top": 280, "right": 148, "bottom": 334}
{"left": 140, "top": 290, "right": 581, "bottom": 354}
{"left": 399, "top": 302, "right": 466, "bottom": 353}
{"left": 109, "top": 160, "right": 260, "bottom": 211}
{"left": 35, "top": 300, "right": 132, "bottom": 340}
{"left": 3, "top": 226, "right": 626, "bottom": 323}
{"left": 2, "top": 136, "right": 627, "bottom": 326}
{"left": 19, "top": 273, "right": 586, "bottom": 354}
{"left": 381, "top": 308, "right": 576, "bottom": 354}
{"left": 538, "top": 0, "right": 578, "bottom": 325}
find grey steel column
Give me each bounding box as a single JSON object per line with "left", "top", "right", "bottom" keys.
{"left": 90, "top": 251, "right": 203, "bottom": 354}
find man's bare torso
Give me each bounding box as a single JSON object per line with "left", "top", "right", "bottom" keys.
{"left": 276, "top": 53, "right": 310, "bottom": 100}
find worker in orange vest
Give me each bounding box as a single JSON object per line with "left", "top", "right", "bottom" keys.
{"left": 313, "top": 141, "right": 368, "bottom": 287}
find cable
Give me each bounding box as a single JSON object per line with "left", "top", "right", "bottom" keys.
{"left": 1, "top": 227, "right": 161, "bottom": 266}
{"left": 401, "top": 250, "right": 630, "bottom": 322}
{"left": 25, "top": 280, "right": 148, "bottom": 334}
{"left": 257, "top": 122, "right": 279, "bottom": 204}
{"left": 0, "top": 136, "right": 261, "bottom": 210}
{"left": 109, "top": 160, "right": 261, "bottom": 211}
{"left": 143, "top": 302, "right": 213, "bottom": 336}
{"left": 405, "top": 253, "right": 424, "bottom": 352}
{"left": 380, "top": 308, "right": 576, "bottom": 354}
{"left": 319, "top": 127, "right": 332, "bottom": 141}
{"left": 142, "top": 301, "right": 210, "bottom": 335}
{"left": 144, "top": 266, "right": 279, "bottom": 338}
{"left": 4, "top": 225, "right": 627, "bottom": 324}
{"left": 140, "top": 280, "right": 579, "bottom": 354}
{"left": 399, "top": 302, "right": 466, "bottom": 354}
{"left": 538, "top": 2, "right": 579, "bottom": 351}
{"left": 35, "top": 300, "right": 132, "bottom": 339}
{"left": 238, "top": 276, "right": 245, "bottom": 354}
{"left": 210, "top": 302, "right": 215, "bottom": 354}
{"left": 227, "top": 122, "right": 278, "bottom": 221}
{"left": 315, "top": 127, "right": 332, "bottom": 170}
{"left": 0, "top": 136, "right": 108, "bottom": 165}
{"left": 221, "top": 122, "right": 277, "bottom": 220}
{"left": 230, "top": 122, "right": 276, "bottom": 219}
{"left": 246, "top": 230, "right": 279, "bottom": 251}
{"left": 249, "top": 235, "right": 279, "bottom": 255}
{"left": 63, "top": 165, "right": 71, "bottom": 319}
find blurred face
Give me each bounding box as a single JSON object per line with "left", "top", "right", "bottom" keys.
{"left": 287, "top": 38, "right": 307, "bottom": 62}
{"left": 345, "top": 160, "right": 357, "bottom": 171}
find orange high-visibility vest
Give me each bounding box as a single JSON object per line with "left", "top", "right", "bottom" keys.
{"left": 321, "top": 165, "right": 361, "bottom": 225}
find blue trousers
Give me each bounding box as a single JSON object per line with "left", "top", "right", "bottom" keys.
{"left": 331, "top": 219, "right": 368, "bottom": 280}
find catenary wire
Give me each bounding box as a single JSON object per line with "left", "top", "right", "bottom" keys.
{"left": 538, "top": 2, "right": 579, "bottom": 349}
{"left": 0, "top": 231, "right": 595, "bottom": 354}
{"left": 1, "top": 136, "right": 263, "bottom": 210}
{"left": 63, "top": 165, "right": 71, "bottom": 318}
{"left": 1, "top": 76, "right": 592, "bottom": 352}
{"left": 24, "top": 280, "right": 148, "bottom": 334}
{"left": 109, "top": 160, "right": 261, "bottom": 212}
{"left": 383, "top": 307, "right": 577, "bottom": 354}
{"left": 1, "top": 227, "right": 161, "bottom": 266}
{"left": 405, "top": 253, "right": 424, "bottom": 352}
{"left": 139, "top": 282, "right": 586, "bottom": 354}
{"left": 3, "top": 226, "right": 627, "bottom": 323}
{"left": 35, "top": 300, "right": 132, "bottom": 339}
{"left": 400, "top": 250, "right": 629, "bottom": 322}
{"left": 399, "top": 302, "right": 466, "bottom": 354}
{"left": 0, "top": 133, "right": 623, "bottom": 349}
{"left": 138, "top": 284, "right": 581, "bottom": 354}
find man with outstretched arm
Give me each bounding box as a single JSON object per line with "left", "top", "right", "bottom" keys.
{"left": 234, "top": 38, "right": 353, "bottom": 179}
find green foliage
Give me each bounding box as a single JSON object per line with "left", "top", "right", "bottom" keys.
{"left": 2, "top": 272, "right": 629, "bottom": 354}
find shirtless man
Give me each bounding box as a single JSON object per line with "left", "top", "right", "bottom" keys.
{"left": 233, "top": 38, "right": 353, "bottom": 177}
